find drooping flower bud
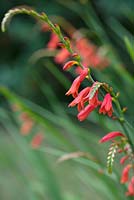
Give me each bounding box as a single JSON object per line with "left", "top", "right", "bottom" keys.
{"left": 77, "top": 104, "right": 95, "bottom": 121}
{"left": 99, "top": 93, "right": 113, "bottom": 117}
{"left": 120, "top": 164, "right": 132, "bottom": 184}
{"left": 126, "top": 177, "right": 134, "bottom": 196}
{"left": 99, "top": 131, "right": 125, "bottom": 143}
{"left": 120, "top": 155, "right": 129, "bottom": 165}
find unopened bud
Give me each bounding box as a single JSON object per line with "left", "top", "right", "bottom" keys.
{"left": 58, "top": 42, "right": 65, "bottom": 48}
{"left": 112, "top": 116, "right": 118, "bottom": 120}
{"left": 122, "top": 107, "right": 127, "bottom": 113}
{"left": 64, "top": 36, "right": 71, "bottom": 47}
{"left": 72, "top": 53, "right": 81, "bottom": 61}
{"left": 41, "top": 12, "right": 48, "bottom": 20}
{"left": 103, "top": 83, "right": 109, "bottom": 91}
{"left": 54, "top": 23, "right": 61, "bottom": 34}
{"left": 109, "top": 87, "right": 113, "bottom": 92}
{"left": 118, "top": 149, "right": 123, "bottom": 153}
{"left": 72, "top": 53, "right": 78, "bottom": 57}
{"left": 115, "top": 92, "right": 120, "bottom": 98}
{"left": 64, "top": 36, "right": 69, "bottom": 41}
{"left": 63, "top": 60, "right": 78, "bottom": 70}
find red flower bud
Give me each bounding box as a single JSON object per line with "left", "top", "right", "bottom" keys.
{"left": 72, "top": 53, "right": 79, "bottom": 58}
{"left": 66, "top": 76, "right": 81, "bottom": 98}
{"left": 99, "top": 93, "right": 113, "bottom": 117}
{"left": 64, "top": 36, "right": 69, "bottom": 41}
{"left": 63, "top": 60, "right": 78, "bottom": 70}
{"left": 121, "top": 164, "right": 132, "bottom": 184}
{"left": 58, "top": 42, "right": 65, "bottom": 48}
{"left": 99, "top": 131, "right": 125, "bottom": 143}
{"left": 126, "top": 177, "right": 134, "bottom": 196}
{"left": 120, "top": 155, "right": 129, "bottom": 165}
{"left": 77, "top": 104, "right": 95, "bottom": 121}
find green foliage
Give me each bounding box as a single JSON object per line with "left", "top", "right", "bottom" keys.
{"left": 124, "top": 36, "right": 134, "bottom": 62}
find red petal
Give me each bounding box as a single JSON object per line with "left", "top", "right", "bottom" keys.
{"left": 77, "top": 104, "right": 95, "bottom": 121}
{"left": 120, "top": 164, "right": 132, "bottom": 184}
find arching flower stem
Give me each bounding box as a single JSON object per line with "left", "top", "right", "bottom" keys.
{"left": 1, "top": 7, "right": 134, "bottom": 150}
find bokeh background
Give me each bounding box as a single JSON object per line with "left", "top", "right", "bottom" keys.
{"left": 0, "top": 0, "right": 134, "bottom": 199}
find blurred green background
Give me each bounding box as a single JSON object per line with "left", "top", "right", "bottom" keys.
{"left": 0, "top": 0, "right": 134, "bottom": 199}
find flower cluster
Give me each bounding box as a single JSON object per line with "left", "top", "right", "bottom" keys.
{"left": 41, "top": 23, "right": 112, "bottom": 121}
{"left": 41, "top": 23, "right": 109, "bottom": 70}
{"left": 41, "top": 23, "right": 134, "bottom": 197}
{"left": 43, "top": 24, "right": 134, "bottom": 197}
{"left": 65, "top": 72, "right": 113, "bottom": 121}
{"left": 100, "top": 131, "right": 134, "bottom": 196}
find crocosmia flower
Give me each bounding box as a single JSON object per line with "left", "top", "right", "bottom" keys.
{"left": 68, "top": 87, "right": 91, "bottom": 111}
{"left": 77, "top": 104, "right": 95, "bottom": 121}
{"left": 66, "top": 68, "right": 88, "bottom": 98}
{"left": 126, "top": 177, "right": 134, "bottom": 196}
{"left": 89, "top": 91, "right": 101, "bottom": 107}
{"left": 99, "top": 131, "right": 125, "bottom": 143}
{"left": 54, "top": 48, "right": 70, "bottom": 64}
{"left": 66, "top": 76, "right": 81, "bottom": 98}
{"left": 120, "top": 164, "right": 132, "bottom": 184}
{"left": 99, "top": 93, "right": 113, "bottom": 117}
{"left": 120, "top": 155, "right": 129, "bottom": 165}
{"left": 47, "top": 32, "right": 59, "bottom": 50}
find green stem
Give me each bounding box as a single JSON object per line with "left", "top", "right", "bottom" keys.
{"left": 120, "top": 122, "right": 134, "bottom": 151}
{"left": 112, "top": 98, "right": 124, "bottom": 119}
{"left": 88, "top": 71, "right": 134, "bottom": 151}
{"left": 113, "top": 99, "right": 134, "bottom": 150}
{"left": 88, "top": 73, "right": 95, "bottom": 84}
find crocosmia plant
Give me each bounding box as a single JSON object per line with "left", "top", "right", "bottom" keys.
{"left": 1, "top": 5, "right": 134, "bottom": 199}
